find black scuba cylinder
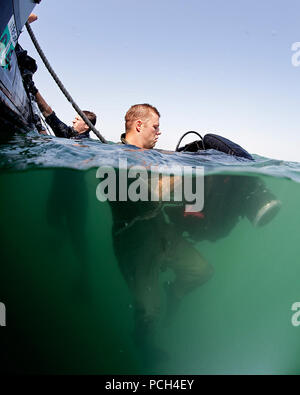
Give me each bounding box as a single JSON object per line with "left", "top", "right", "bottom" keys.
{"left": 175, "top": 131, "right": 253, "bottom": 160}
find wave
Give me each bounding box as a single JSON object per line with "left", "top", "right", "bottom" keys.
{"left": 1, "top": 132, "right": 300, "bottom": 183}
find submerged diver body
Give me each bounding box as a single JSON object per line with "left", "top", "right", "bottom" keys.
{"left": 32, "top": 83, "right": 97, "bottom": 299}
{"left": 108, "top": 104, "right": 281, "bottom": 366}
{"left": 108, "top": 104, "right": 213, "bottom": 364}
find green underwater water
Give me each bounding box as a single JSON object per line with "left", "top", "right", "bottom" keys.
{"left": 0, "top": 166, "right": 299, "bottom": 374}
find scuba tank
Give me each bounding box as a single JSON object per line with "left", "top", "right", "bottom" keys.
{"left": 167, "top": 131, "right": 281, "bottom": 242}
{"left": 175, "top": 131, "right": 253, "bottom": 160}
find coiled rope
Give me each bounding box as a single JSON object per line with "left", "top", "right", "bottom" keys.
{"left": 25, "top": 22, "right": 107, "bottom": 143}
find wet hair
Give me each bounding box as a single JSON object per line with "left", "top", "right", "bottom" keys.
{"left": 83, "top": 110, "right": 97, "bottom": 130}
{"left": 125, "top": 104, "right": 160, "bottom": 131}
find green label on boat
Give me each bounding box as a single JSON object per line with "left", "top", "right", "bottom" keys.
{"left": 0, "top": 15, "right": 18, "bottom": 69}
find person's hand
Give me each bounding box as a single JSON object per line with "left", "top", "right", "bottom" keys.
{"left": 27, "top": 79, "right": 38, "bottom": 95}
{"left": 28, "top": 14, "right": 38, "bottom": 24}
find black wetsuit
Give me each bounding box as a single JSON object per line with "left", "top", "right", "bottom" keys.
{"left": 108, "top": 134, "right": 212, "bottom": 352}
{"left": 119, "top": 133, "right": 128, "bottom": 145}
{"left": 45, "top": 112, "right": 90, "bottom": 139}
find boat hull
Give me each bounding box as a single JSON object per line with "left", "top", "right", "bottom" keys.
{"left": 0, "top": 0, "right": 37, "bottom": 133}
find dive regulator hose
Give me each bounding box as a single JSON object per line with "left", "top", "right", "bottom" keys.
{"left": 175, "top": 131, "right": 205, "bottom": 151}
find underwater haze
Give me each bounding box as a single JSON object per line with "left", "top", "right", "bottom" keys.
{"left": 0, "top": 131, "right": 300, "bottom": 374}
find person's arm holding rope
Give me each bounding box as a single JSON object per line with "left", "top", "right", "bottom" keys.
{"left": 35, "top": 91, "right": 52, "bottom": 118}
{"left": 28, "top": 80, "right": 73, "bottom": 138}
{"left": 35, "top": 90, "right": 53, "bottom": 118}
{"left": 25, "top": 19, "right": 107, "bottom": 143}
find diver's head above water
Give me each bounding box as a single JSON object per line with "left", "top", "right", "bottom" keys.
{"left": 124, "top": 104, "right": 161, "bottom": 149}
{"left": 72, "top": 111, "right": 97, "bottom": 134}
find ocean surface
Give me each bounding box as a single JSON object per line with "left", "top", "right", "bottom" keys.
{"left": 0, "top": 130, "right": 300, "bottom": 374}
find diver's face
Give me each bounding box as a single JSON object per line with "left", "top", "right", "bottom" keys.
{"left": 72, "top": 115, "right": 89, "bottom": 134}
{"left": 140, "top": 112, "right": 161, "bottom": 149}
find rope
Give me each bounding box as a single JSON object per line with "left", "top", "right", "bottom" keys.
{"left": 25, "top": 22, "right": 107, "bottom": 143}
{"left": 39, "top": 110, "right": 52, "bottom": 135}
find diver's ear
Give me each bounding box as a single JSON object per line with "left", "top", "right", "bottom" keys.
{"left": 136, "top": 120, "right": 142, "bottom": 132}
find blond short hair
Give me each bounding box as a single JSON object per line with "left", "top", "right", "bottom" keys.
{"left": 125, "top": 104, "right": 160, "bottom": 131}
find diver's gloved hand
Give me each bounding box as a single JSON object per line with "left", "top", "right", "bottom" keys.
{"left": 26, "top": 78, "right": 38, "bottom": 95}
{"left": 16, "top": 46, "right": 38, "bottom": 75}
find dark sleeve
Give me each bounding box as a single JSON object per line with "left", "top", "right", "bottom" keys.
{"left": 45, "top": 112, "right": 74, "bottom": 138}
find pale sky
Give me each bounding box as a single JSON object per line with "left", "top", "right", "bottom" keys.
{"left": 20, "top": 0, "right": 300, "bottom": 162}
